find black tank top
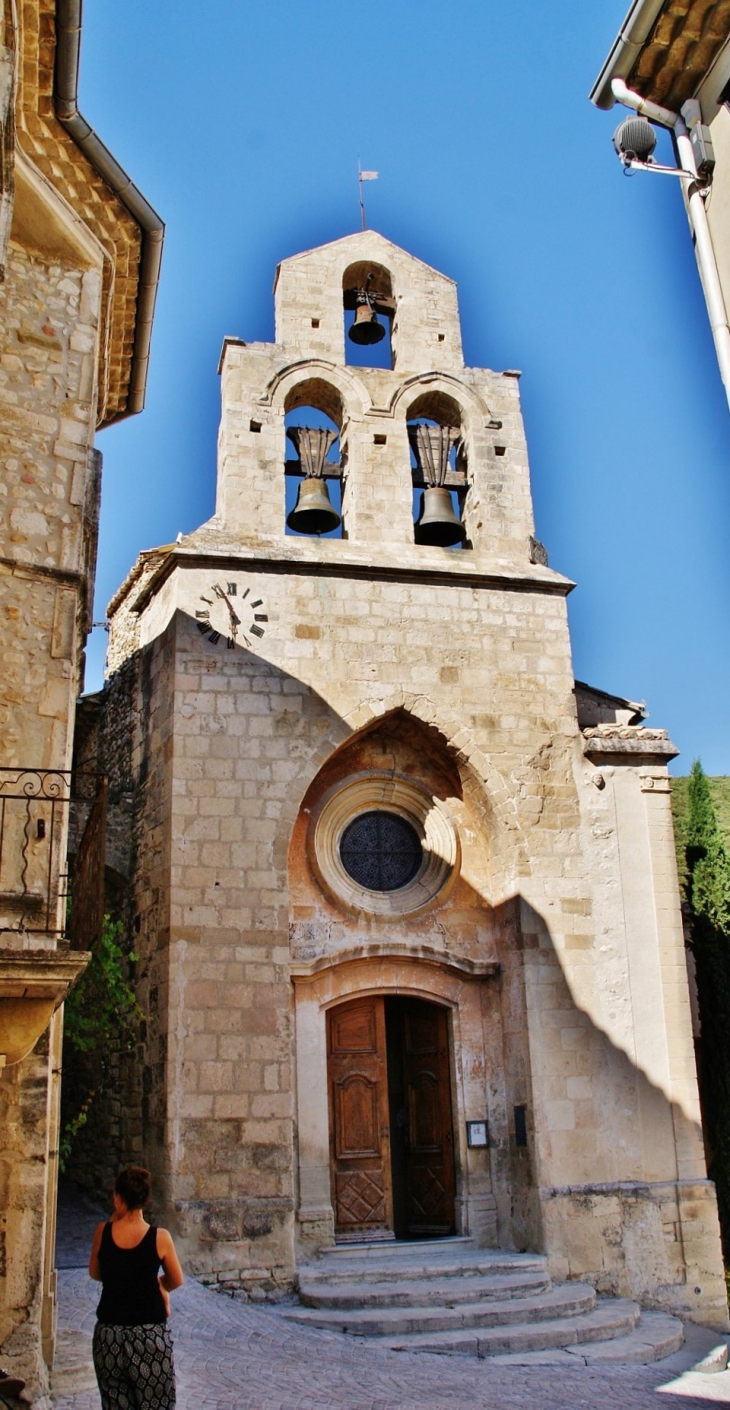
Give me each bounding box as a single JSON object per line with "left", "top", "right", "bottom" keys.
{"left": 96, "top": 1222, "right": 168, "bottom": 1326}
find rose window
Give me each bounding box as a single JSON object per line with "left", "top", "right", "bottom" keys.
{"left": 339, "top": 811, "right": 423, "bottom": 892}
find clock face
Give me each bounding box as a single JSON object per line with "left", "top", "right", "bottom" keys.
{"left": 195, "top": 578, "right": 268, "bottom": 649}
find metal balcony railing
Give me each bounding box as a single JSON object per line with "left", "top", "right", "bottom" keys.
{"left": 0, "top": 768, "right": 107, "bottom": 949}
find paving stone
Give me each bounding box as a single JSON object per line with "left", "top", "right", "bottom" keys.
{"left": 52, "top": 1268, "right": 730, "bottom": 1410}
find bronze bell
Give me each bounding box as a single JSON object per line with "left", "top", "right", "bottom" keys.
{"left": 414, "top": 486, "right": 466, "bottom": 547}
{"left": 286, "top": 476, "right": 341, "bottom": 535}
{"left": 349, "top": 293, "right": 385, "bottom": 346}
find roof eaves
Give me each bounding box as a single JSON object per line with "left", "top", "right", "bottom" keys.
{"left": 54, "top": 0, "right": 164, "bottom": 421}
{"left": 590, "top": 0, "right": 669, "bottom": 109}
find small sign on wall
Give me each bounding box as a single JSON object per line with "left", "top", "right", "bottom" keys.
{"left": 466, "top": 1120, "right": 489, "bottom": 1148}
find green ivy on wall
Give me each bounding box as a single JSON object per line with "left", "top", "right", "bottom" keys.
{"left": 60, "top": 916, "right": 144, "bottom": 1171}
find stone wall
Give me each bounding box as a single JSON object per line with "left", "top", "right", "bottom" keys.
{"left": 0, "top": 243, "right": 101, "bottom": 770}
{"left": 0, "top": 1033, "right": 52, "bottom": 1374}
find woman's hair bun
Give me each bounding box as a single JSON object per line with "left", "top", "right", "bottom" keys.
{"left": 115, "top": 1165, "right": 151, "bottom": 1210}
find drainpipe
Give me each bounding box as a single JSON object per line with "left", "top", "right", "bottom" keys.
{"left": 54, "top": 0, "right": 164, "bottom": 422}
{"left": 612, "top": 77, "right": 730, "bottom": 411}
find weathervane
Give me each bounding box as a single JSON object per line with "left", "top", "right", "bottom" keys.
{"left": 358, "top": 161, "right": 378, "bottom": 231}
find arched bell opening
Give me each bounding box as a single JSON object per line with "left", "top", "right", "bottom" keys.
{"left": 406, "top": 391, "right": 469, "bottom": 550}
{"left": 342, "top": 260, "right": 395, "bottom": 371}
{"left": 284, "top": 378, "right": 345, "bottom": 538}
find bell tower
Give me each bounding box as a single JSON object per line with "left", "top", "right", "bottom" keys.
{"left": 212, "top": 230, "right": 540, "bottom": 563}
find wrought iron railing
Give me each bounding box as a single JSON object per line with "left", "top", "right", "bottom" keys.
{"left": 0, "top": 768, "right": 107, "bottom": 948}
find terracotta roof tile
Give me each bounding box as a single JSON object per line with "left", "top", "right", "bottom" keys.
{"left": 628, "top": 0, "right": 730, "bottom": 109}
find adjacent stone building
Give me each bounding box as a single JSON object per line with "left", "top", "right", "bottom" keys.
{"left": 0, "top": 0, "right": 161, "bottom": 1400}
{"left": 90, "top": 230, "right": 727, "bottom": 1329}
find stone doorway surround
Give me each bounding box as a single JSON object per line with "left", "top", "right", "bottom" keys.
{"left": 291, "top": 951, "right": 499, "bottom": 1257}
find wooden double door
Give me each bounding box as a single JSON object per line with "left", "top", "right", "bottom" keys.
{"left": 327, "top": 995, "right": 456, "bottom": 1241}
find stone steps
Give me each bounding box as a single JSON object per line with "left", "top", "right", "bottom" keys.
{"left": 288, "top": 1239, "right": 685, "bottom": 1363}
{"left": 287, "top": 1282, "right": 597, "bottom": 1336}
{"left": 319, "top": 1235, "right": 476, "bottom": 1260}
{"left": 307, "top": 1243, "right": 546, "bottom": 1287}
{"left": 299, "top": 1269, "right": 552, "bottom": 1309}
{"left": 376, "top": 1297, "right": 644, "bottom": 1356}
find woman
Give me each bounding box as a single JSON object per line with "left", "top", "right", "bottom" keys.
{"left": 89, "top": 1166, "right": 184, "bottom": 1410}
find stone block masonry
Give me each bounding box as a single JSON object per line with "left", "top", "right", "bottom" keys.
{"left": 0, "top": 246, "right": 102, "bottom": 773}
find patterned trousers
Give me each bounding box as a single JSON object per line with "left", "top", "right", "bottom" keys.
{"left": 93, "top": 1323, "right": 176, "bottom": 1410}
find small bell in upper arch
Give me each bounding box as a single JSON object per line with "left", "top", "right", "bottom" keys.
{"left": 348, "top": 291, "right": 386, "bottom": 346}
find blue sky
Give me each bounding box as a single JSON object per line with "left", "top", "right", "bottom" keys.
{"left": 80, "top": 1, "right": 730, "bottom": 774}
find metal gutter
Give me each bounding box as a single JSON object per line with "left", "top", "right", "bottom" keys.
{"left": 53, "top": 0, "right": 164, "bottom": 421}
{"left": 590, "top": 0, "right": 668, "bottom": 109}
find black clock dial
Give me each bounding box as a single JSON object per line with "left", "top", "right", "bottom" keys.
{"left": 196, "top": 580, "right": 267, "bottom": 648}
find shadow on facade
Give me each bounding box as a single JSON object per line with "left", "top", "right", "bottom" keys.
{"left": 59, "top": 614, "right": 725, "bottom": 1324}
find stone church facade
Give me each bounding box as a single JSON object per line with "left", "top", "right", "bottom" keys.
{"left": 88, "top": 230, "right": 727, "bottom": 1327}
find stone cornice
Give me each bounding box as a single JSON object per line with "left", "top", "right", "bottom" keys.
{"left": 582, "top": 725, "right": 679, "bottom": 759}
{"left": 290, "top": 944, "right": 500, "bottom": 982}
{"left": 0, "top": 947, "right": 90, "bottom": 1064}
{"left": 122, "top": 543, "right": 575, "bottom": 618}
{"left": 0, "top": 947, "right": 90, "bottom": 998}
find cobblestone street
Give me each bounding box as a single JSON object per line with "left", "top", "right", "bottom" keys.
{"left": 50, "top": 1263, "right": 730, "bottom": 1410}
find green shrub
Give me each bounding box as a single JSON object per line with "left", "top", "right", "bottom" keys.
{"left": 684, "top": 761, "right": 730, "bottom": 1257}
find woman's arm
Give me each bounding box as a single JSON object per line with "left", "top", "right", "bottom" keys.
{"left": 89, "top": 1222, "right": 105, "bottom": 1281}
{"left": 156, "top": 1229, "right": 184, "bottom": 1293}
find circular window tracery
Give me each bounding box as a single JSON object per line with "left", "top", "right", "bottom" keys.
{"left": 308, "top": 773, "right": 459, "bottom": 918}
{"left": 340, "top": 810, "right": 423, "bottom": 892}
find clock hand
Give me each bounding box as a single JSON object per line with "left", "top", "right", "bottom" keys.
{"left": 212, "top": 584, "right": 241, "bottom": 628}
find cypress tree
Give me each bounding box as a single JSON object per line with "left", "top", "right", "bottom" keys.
{"left": 684, "top": 760, "right": 730, "bottom": 1255}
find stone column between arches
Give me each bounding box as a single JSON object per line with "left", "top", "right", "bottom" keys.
{"left": 291, "top": 955, "right": 499, "bottom": 1257}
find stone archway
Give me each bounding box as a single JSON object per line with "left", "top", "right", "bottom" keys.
{"left": 291, "top": 953, "right": 498, "bottom": 1257}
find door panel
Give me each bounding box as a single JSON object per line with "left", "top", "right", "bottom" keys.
{"left": 334, "top": 1074, "right": 380, "bottom": 1157}
{"left": 328, "top": 996, "right": 393, "bottom": 1240}
{"left": 402, "top": 1000, "right": 455, "bottom": 1235}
